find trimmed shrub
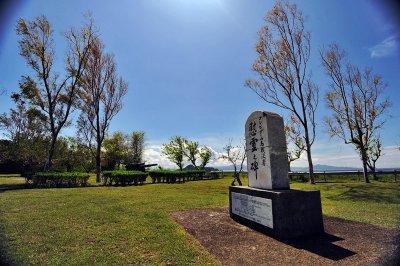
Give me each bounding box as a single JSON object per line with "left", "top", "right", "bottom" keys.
{"left": 206, "top": 171, "right": 223, "bottom": 179}
{"left": 186, "top": 170, "right": 206, "bottom": 181}
{"left": 30, "top": 172, "right": 90, "bottom": 188}
{"left": 148, "top": 170, "right": 206, "bottom": 184}
{"left": 102, "top": 170, "right": 148, "bottom": 186}
{"left": 290, "top": 173, "right": 309, "bottom": 183}
{"left": 102, "top": 170, "right": 114, "bottom": 185}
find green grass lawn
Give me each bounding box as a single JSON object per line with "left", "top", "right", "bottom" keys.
{"left": 0, "top": 174, "right": 399, "bottom": 265}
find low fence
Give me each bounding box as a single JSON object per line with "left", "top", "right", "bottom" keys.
{"left": 220, "top": 170, "right": 399, "bottom": 182}
{"left": 289, "top": 170, "right": 399, "bottom": 182}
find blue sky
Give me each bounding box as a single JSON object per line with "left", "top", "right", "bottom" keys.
{"left": 0, "top": 0, "right": 399, "bottom": 169}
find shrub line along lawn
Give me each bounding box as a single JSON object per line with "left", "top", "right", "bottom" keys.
{"left": 0, "top": 174, "right": 399, "bottom": 265}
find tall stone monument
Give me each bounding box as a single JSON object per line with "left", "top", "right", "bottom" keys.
{"left": 229, "top": 110, "right": 324, "bottom": 238}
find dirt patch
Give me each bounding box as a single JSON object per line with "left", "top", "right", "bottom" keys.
{"left": 171, "top": 208, "right": 399, "bottom": 266}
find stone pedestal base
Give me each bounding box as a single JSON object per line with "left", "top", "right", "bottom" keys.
{"left": 229, "top": 186, "right": 324, "bottom": 239}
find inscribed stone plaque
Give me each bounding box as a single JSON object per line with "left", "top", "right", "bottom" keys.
{"left": 245, "top": 111, "right": 289, "bottom": 190}
{"left": 231, "top": 192, "right": 273, "bottom": 228}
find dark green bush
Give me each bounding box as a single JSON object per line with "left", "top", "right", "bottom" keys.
{"left": 102, "top": 170, "right": 148, "bottom": 186}
{"left": 148, "top": 170, "right": 180, "bottom": 183}
{"left": 30, "top": 172, "right": 90, "bottom": 188}
{"left": 102, "top": 170, "right": 114, "bottom": 185}
{"left": 148, "top": 170, "right": 206, "bottom": 183}
{"left": 289, "top": 173, "right": 309, "bottom": 183}
{"left": 206, "top": 171, "right": 223, "bottom": 179}
{"left": 186, "top": 170, "right": 206, "bottom": 181}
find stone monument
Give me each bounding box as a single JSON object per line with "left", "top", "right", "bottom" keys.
{"left": 229, "top": 110, "right": 324, "bottom": 238}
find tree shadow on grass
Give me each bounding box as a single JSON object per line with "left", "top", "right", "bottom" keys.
{"left": 326, "top": 184, "right": 400, "bottom": 204}
{"left": 0, "top": 183, "right": 27, "bottom": 193}
{"left": 384, "top": 234, "right": 400, "bottom": 266}
{"left": 0, "top": 183, "right": 102, "bottom": 193}
{"left": 0, "top": 245, "right": 13, "bottom": 266}
{"left": 0, "top": 224, "right": 15, "bottom": 266}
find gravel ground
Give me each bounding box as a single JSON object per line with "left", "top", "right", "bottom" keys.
{"left": 171, "top": 208, "right": 400, "bottom": 266}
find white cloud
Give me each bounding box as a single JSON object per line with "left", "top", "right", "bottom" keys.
{"left": 143, "top": 138, "right": 400, "bottom": 170}
{"left": 142, "top": 142, "right": 238, "bottom": 169}
{"left": 143, "top": 145, "right": 178, "bottom": 169}
{"left": 369, "top": 35, "right": 398, "bottom": 58}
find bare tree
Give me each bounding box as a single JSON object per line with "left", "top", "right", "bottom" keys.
{"left": 285, "top": 113, "right": 305, "bottom": 172}
{"left": 245, "top": 0, "right": 319, "bottom": 184}
{"left": 77, "top": 37, "right": 128, "bottom": 182}
{"left": 15, "top": 15, "right": 96, "bottom": 171}
{"left": 220, "top": 139, "right": 247, "bottom": 186}
{"left": 321, "top": 44, "right": 391, "bottom": 183}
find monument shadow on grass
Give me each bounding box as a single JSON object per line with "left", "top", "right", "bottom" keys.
{"left": 231, "top": 213, "right": 356, "bottom": 261}
{"left": 282, "top": 232, "right": 356, "bottom": 261}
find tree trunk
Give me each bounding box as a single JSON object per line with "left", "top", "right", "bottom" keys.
{"left": 44, "top": 135, "right": 57, "bottom": 172}
{"left": 304, "top": 137, "right": 315, "bottom": 184}
{"left": 361, "top": 147, "right": 370, "bottom": 183}
{"left": 372, "top": 162, "right": 377, "bottom": 180}
{"left": 236, "top": 172, "right": 243, "bottom": 186}
{"left": 306, "top": 148, "right": 315, "bottom": 184}
{"left": 287, "top": 160, "right": 292, "bottom": 180}
{"left": 231, "top": 176, "right": 235, "bottom": 186}
{"left": 302, "top": 119, "right": 315, "bottom": 184}
{"left": 96, "top": 142, "right": 102, "bottom": 183}
{"left": 231, "top": 172, "right": 243, "bottom": 186}
{"left": 362, "top": 161, "right": 369, "bottom": 183}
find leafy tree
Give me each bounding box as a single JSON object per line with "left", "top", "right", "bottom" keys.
{"left": 354, "top": 136, "right": 382, "bottom": 181}
{"left": 161, "top": 136, "right": 186, "bottom": 171}
{"left": 320, "top": 44, "right": 391, "bottom": 183}
{"left": 77, "top": 37, "right": 128, "bottom": 182}
{"left": 184, "top": 140, "right": 200, "bottom": 169}
{"left": 0, "top": 97, "right": 48, "bottom": 174}
{"left": 220, "top": 139, "right": 247, "bottom": 186}
{"left": 0, "top": 95, "right": 46, "bottom": 142}
{"left": 245, "top": 0, "right": 319, "bottom": 184}
{"left": 14, "top": 15, "right": 96, "bottom": 171}
{"left": 367, "top": 137, "right": 383, "bottom": 180}
{"left": 103, "top": 131, "right": 129, "bottom": 170}
{"left": 184, "top": 139, "right": 214, "bottom": 169}
{"left": 54, "top": 137, "right": 95, "bottom": 173}
{"left": 199, "top": 146, "right": 213, "bottom": 169}
{"left": 130, "top": 131, "right": 145, "bottom": 163}
{"left": 162, "top": 136, "right": 213, "bottom": 170}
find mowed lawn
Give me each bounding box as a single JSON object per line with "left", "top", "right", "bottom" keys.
{"left": 0, "top": 175, "right": 399, "bottom": 265}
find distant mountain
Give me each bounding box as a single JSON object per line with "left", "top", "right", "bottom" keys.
{"left": 211, "top": 165, "right": 237, "bottom": 171}
{"left": 291, "top": 164, "right": 360, "bottom": 172}
{"left": 209, "top": 164, "right": 363, "bottom": 172}
{"left": 183, "top": 165, "right": 220, "bottom": 172}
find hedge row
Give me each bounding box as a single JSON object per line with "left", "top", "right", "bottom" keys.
{"left": 26, "top": 169, "right": 220, "bottom": 188}
{"left": 28, "top": 172, "right": 90, "bottom": 188}
{"left": 102, "top": 170, "right": 148, "bottom": 186}
{"left": 148, "top": 170, "right": 206, "bottom": 183}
